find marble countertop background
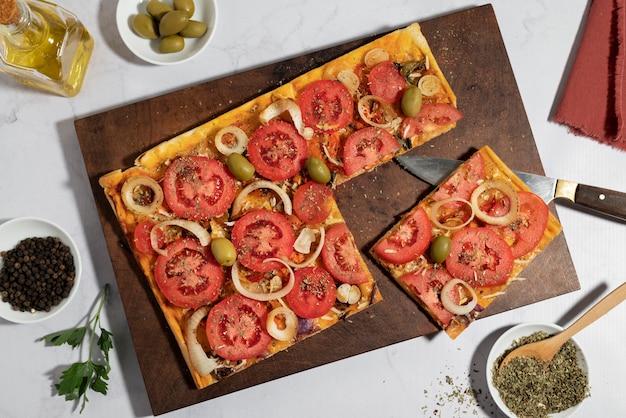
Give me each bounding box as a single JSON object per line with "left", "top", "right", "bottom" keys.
{"left": 2, "top": 0, "right": 625, "bottom": 417}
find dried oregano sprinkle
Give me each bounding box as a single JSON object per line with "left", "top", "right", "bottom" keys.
{"left": 492, "top": 331, "right": 590, "bottom": 417}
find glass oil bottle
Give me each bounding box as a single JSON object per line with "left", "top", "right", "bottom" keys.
{"left": 0, "top": 0, "right": 94, "bottom": 97}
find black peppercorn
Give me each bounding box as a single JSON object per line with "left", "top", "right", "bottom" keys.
{"left": 0, "top": 236, "right": 76, "bottom": 313}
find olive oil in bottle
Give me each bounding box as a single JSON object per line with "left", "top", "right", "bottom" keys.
{"left": 0, "top": 0, "right": 94, "bottom": 97}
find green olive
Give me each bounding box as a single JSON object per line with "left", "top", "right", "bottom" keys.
{"left": 146, "top": 0, "right": 173, "bottom": 21}
{"left": 401, "top": 85, "right": 423, "bottom": 117}
{"left": 173, "top": 0, "right": 195, "bottom": 18}
{"left": 211, "top": 238, "right": 237, "bottom": 267}
{"left": 227, "top": 153, "right": 255, "bottom": 181}
{"left": 158, "top": 35, "right": 185, "bottom": 53}
{"left": 159, "top": 10, "right": 189, "bottom": 37}
{"left": 132, "top": 14, "right": 159, "bottom": 39}
{"left": 430, "top": 235, "right": 452, "bottom": 264}
{"left": 306, "top": 157, "right": 331, "bottom": 184}
{"left": 179, "top": 20, "right": 207, "bottom": 38}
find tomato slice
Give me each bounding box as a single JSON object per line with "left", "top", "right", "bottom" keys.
{"left": 154, "top": 238, "right": 223, "bottom": 308}
{"left": 373, "top": 206, "right": 432, "bottom": 264}
{"left": 247, "top": 120, "right": 308, "bottom": 181}
{"left": 205, "top": 294, "right": 272, "bottom": 361}
{"left": 342, "top": 126, "right": 401, "bottom": 176}
{"left": 133, "top": 220, "right": 164, "bottom": 254}
{"left": 293, "top": 181, "right": 334, "bottom": 224}
{"left": 368, "top": 61, "right": 406, "bottom": 103}
{"left": 492, "top": 191, "right": 549, "bottom": 258}
{"left": 401, "top": 268, "right": 455, "bottom": 327}
{"left": 299, "top": 79, "right": 354, "bottom": 132}
{"left": 321, "top": 222, "right": 368, "bottom": 284}
{"left": 432, "top": 152, "right": 485, "bottom": 203}
{"left": 285, "top": 266, "right": 337, "bottom": 318}
{"left": 231, "top": 209, "right": 295, "bottom": 272}
{"left": 400, "top": 103, "right": 464, "bottom": 138}
{"left": 162, "top": 156, "right": 236, "bottom": 221}
{"left": 445, "top": 227, "right": 514, "bottom": 287}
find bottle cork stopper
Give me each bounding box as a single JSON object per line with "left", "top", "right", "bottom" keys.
{"left": 0, "top": 0, "right": 20, "bottom": 25}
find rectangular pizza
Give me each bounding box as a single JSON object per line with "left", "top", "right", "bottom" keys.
{"left": 371, "top": 146, "right": 563, "bottom": 339}
{"left": 98, "top": 22, "right": 462, "bottom": 389}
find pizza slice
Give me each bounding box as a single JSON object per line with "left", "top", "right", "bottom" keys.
{"left": 370, "top": 146, "right": 563, "bottom": 339}
{"left": 98, "top": 21, "right": 462, "bottom": 389}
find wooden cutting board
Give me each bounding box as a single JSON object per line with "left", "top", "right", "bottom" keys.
{"left": 75, "top": 4, "right": 579, "bottom": 415}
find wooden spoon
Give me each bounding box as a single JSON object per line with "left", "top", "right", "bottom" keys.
{"left": 499, "top": 281, "right": 626, "bottom": 369}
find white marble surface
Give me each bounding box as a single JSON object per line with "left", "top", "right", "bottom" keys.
{"left": 1, "top": 0, "right": 625, "bottom": 417}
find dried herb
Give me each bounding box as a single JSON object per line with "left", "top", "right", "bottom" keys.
{"left": 492, "top": 331, "right": 589, "bottom": 417}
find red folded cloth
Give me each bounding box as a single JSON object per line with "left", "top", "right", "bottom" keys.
{"left": 552, "top": 0, "right": 626, "bottom": 150}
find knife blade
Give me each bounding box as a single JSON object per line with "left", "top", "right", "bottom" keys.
{"left": 395, "top": 155, "right": 626, "bottom": 222}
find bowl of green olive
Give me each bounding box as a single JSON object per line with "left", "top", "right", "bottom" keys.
{"left": 117, "top": 0, "right": 217, "bottom": 65}
{"left": 487, "top": 322, "right": 590, "bottom": 417}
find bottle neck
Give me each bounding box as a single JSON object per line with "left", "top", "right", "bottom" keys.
{"left": 1, "top": 0, "right": 31, "bottom": 33}
{"left": 0, "top": 0, "right": 46, "bottom": 47}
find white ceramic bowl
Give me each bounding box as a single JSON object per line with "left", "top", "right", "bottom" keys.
{"left": 116, "top": 0, "right": 218, "bottom": 65}
{"left": 0, "top": 217, "right": 82, "bottom": 324}
{"left": 486, "top": 322, "right": 589, "bottom": 418}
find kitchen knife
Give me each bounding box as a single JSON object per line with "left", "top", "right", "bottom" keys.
{"left": 395, "top": 155, "right": 626, "bottom": 222}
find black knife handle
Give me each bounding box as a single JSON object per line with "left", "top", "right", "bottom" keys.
{"left": 575, "top": 184, "right": 626, "bottom": 222}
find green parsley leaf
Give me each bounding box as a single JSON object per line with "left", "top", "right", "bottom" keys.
{"left": 39, "top": 284, "right": 114, "bottom": 413}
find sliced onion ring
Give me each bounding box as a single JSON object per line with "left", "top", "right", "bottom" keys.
{"left": 231, "top": 258, "right": 295, "bottom": 301}
{"left": 214, "top": 126, "right": 249, "bottom": 156}
{"left": 364, "top": 48, "right": 389, "bottom": 67}
{"left": 259, "top": 98, "right": 314, "bottom": 140}
{"left": 337, "top": 70, "right": 359, "bottom": 96}
{"left": 121, "top": 175, "right": 164, "bottom": 215}
{"left": 266, "top": 306, "right": 298, "bottom": 341}
{"left": 186, "top": 306, "right": 219, "bottom": 376}
{"left": 151, "top": 219, "right": 211, "bottom": 256}
{"left": 429, "top": 197, "right": 475, "bottom": 231}
{"left": 417, "top": 74, "right": 443, "bottom": 96}
{"left": 470, "top": 179, "right": 519, "bottom": 225}
{"left": 441, "top": 279, "right": 478, "bottom": 315}
{"left": 322, "top": 143, "right": 343, "bottom": 166}
{"left": 283, "top": 227, "right": 325, "bottom": 269}
{"left": 357, "top": 95, "right": 402, "bottom": 129}
{"left": 231, "top": 180, "right": 293, "bottom": 216}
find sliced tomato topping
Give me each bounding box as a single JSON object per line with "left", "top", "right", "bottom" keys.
{"left": 492, "top": 191, "right": 549, "bottom": 258}
{"left": 401, "top": 268, "right": 455, "bottom": 327}
{"left": 293, "top": 181, "right": 334, "bottom": 224}
{"left": 342, "top": 126, "right": 401, "bottom": 176}
{"left": 154, "top": 238, "right": 223, "bottom": 308}
{"left": 247, "top": 120, "right": 308, "bottom": 181}
{"left": 162, "top": 156, "right": 236, "bottom": 221}
{"left": 299, "top": 79, "right": 354, "bottom": 132}
{"left": 373, "top": 206, "right": 432, "bottom": 264}
{"left": 368, "top": 61, "right": 406, "bottom": 103}
{"left": 285, "top": 266, "right": 337, "bottom": 318}
{"left": 205, "top": 294, "right": 272, "bottom": 361}
{"left": 445, "top": 227, "right": 513, "bottom": 287}
{"left": 133, "top": 219, "right": 164, "bottom": 254}
{"left": 432, "top": 152, "right": 485, "bottom": 203}
{"left": 321, "top": 222, "right": 368, "bottom": 284}
{"left": 401, "top": 103, "right": 464, "bottom": 138}
{"left": 231, "top": 209, "right": 295, "bottom": 273}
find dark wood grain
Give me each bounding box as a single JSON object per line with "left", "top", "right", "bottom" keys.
{"left": 75, "top": 5, "right": 579, "bottom": 415}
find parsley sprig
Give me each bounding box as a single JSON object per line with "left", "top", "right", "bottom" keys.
{"left": 38, "top": 284, "right": 114, "bottom": 413}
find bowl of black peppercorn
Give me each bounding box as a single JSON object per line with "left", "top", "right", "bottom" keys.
{"left": 0, "top": 217, "right": 82, "bottom": 323}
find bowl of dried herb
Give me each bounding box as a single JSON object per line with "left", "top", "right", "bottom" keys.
{"left": 487, "top": 322, "right": 590, "bottom": 418}
{"left": 0, "top": 217, "right": 82, "bottom": 323}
